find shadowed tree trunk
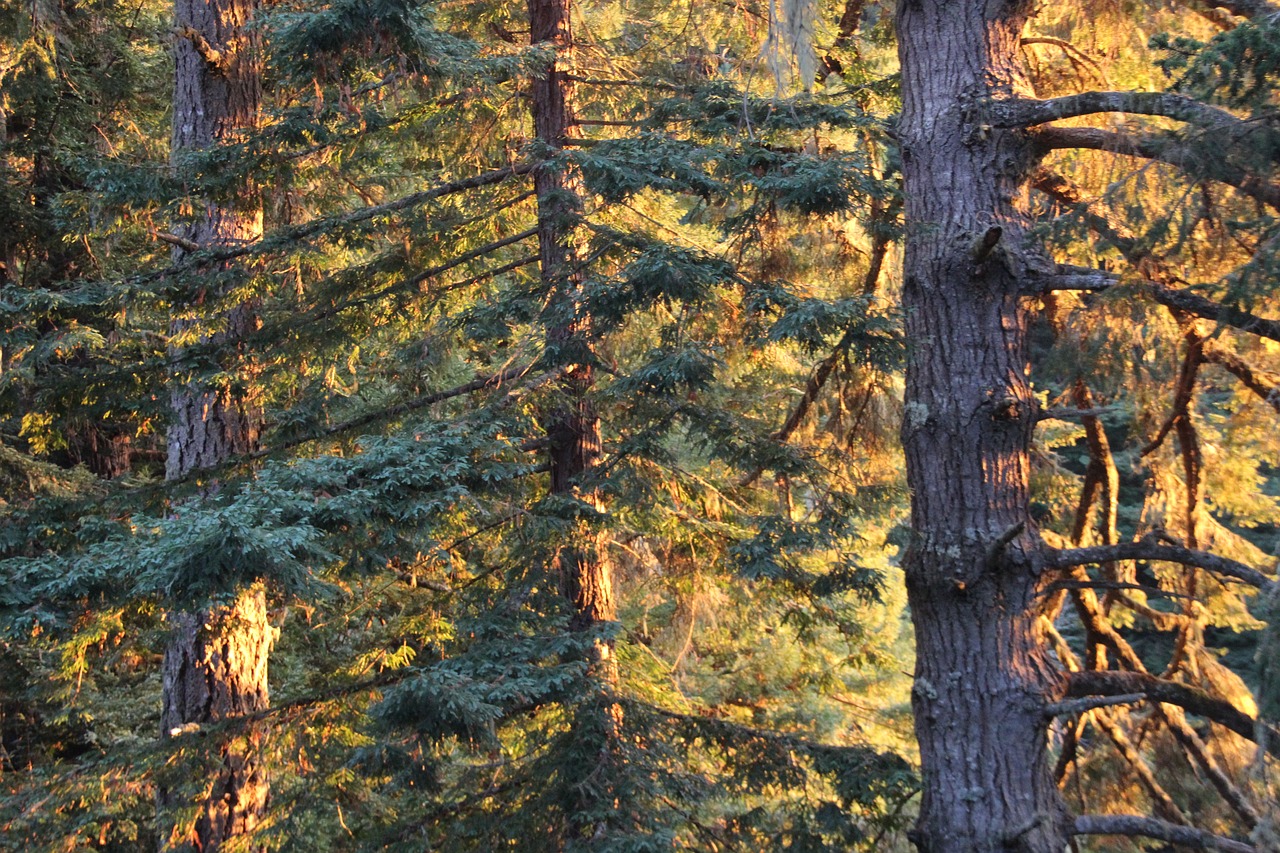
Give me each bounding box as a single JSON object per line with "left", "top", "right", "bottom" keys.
{"left": 527, "top": 0, "right": 616, "bottom": 662}
{"left": 526, "top": 0, "right": 622, "bottom": 844}
{"left": 896, "top": 2, "right": 1070, "bottom": 850}
{"left": 158, "top": 0, "right": 272, "bottom": 847}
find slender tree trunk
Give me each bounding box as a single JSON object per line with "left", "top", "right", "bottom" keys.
{"left": 159, "top": 0, "right": 271, "bottom": 848}
{"left": 527, "top": 0, "right": 617, "bottom": 658}
{"left": 526, "top": 4, "right": 621, "bottom": 845}
{"left": 896, "top": 2, "right": 1069, "bottom": 851}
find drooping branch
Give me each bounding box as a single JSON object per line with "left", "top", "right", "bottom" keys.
{"left": 1067, "top": 671, "right": 1279, "bottom": 754}
{"left": 1046, "top": 540, "right": 1277, "bottom": 590}
{"left": 736, "top": 194, "right": 896, "bottom": 489}
{"left": 1073, "top": 814, "right": 1255, "bottom": 853}
{"left": 1092, "top": 708, "right": 1192, "bottom": 824}
{"left": 1202, "top": 341, "right": 1280, "bottom": 413}
{"left": 1034, "top": 125, "right": 1280, "bottom": 210}
{"left": 1200, "top": 0, "right": 1280, "bottom": 18}
{"left": 1030, "top": 171, "right": 1280, "bottom": 344}
{"left": 1070, "top": 381, "right": 1120, "bottom": 549}
{"left": 1148, "top": 285, "right": 1280, "bottom": 344}
{"left": 991, "top": 91, "right": 1242, "bottom": 130}
{"left": 1021, "top": 37, "right": 1108, "bottom": 85}
{"left": 1164, "top": 708, "right": 1262, "bottom": 828}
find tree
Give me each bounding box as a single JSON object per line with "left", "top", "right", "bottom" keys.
{"left": 158, "top": 0, "right": 272, "bottom": 846}
{"left": 8, "top": 0, "right": 1279, "bottom": 850}
{"left": 895, "top": 1, "right": 1277, "bottom": 850}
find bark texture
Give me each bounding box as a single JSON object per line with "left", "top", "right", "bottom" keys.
{"left": 160, "top": 589, "right": 273, "bottom": 850}
{"left": 528, "top": 0, "right": 617, "bottom": 645}
{"left": 160, "top": 0, "right": 271, "bottom": 847}
{"left": 896, "top": 2, "right": 1069, "bottom": 850}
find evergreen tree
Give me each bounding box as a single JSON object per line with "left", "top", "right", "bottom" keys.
{"left": 894, "top": 1, "right": 1278, "bottom": 850}
{"left": 155, "top": 0, "right": 274, "bottom": 847}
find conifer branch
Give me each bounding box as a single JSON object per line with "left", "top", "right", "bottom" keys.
{"left": 1148, "top": 284, "right": 1280, "bottom": 344}
{"left": 1034, "top": 125, "right": 1280, "bottom": 210}
{"left": 1200, "top": 0, "right": 1280, "bottom": 18}
{"left": 1202, "top": 342, "right": 1280, "bottom": 413}
{"left": 736, "top": 198, "right": 894, "bottom": 489}
{"left": 1139, "top": 331, "right": 1204, "bottom": 458}
{"left": 138, "top": 165, "right": 531, "bottom": 285}
{"left": 1031, "top": 171, "right": 1280, "bottom": 343}
{"left": 1065, "top": 670, "right": 1280, "bottom": 755}
{"left": 1045, "top": 540, "right": 1276, "bottom": 590}
{"left": 1072, "top": 814, "right": 1255, "bottom": 853}
{"left": 247, "top": 365, "right": 533, "bottom": 460}
{"left": 991, "top": 91, "right": 1243, "bottom": 130}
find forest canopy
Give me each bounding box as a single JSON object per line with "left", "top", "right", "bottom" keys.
{"left": 1, "top": 0, "right": 1278, "bottom": 850}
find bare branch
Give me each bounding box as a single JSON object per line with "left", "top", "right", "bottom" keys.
{"left": 1026, "top": 267, "right": 1118, "bottom": 292}
{"left": 992, "top": 91, "right": 1244, "bottom": 130}
{"left": 1045, "top": 540, "right": 1277, "bottom": 590}
{"left": 1073, "top": 814, "right": 1255, "bottom": 853}
{"left": 1037, "top": 404, "right": 1121, "bottom": 422}
{"left": 1044, "top": 693, "right": 1146, "bottom": 717}
{"left": 175, "top": 26, "right": 227, "bottom": 73}
{"left": 154, "top": 231, "right": 201, "bottom": 253}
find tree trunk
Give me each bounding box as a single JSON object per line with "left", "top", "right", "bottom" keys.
{"left": 526, "top": 4, "right": 622, "bottom": 845}
{"left": 159, "top": 0, "right": 271, "bottom": 847}
{"left": 896, "top": 2, "right": 1069, "bottom": 851}
{"left": 527, "top": 0, "right": 617, "bottom": 655}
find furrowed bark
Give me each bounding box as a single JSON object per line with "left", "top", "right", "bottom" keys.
{"left": 896, "top": 2, "right": 1069, "bottom": 850}
{"left": 159, "top": 0, "right": 272, "bottom": 847}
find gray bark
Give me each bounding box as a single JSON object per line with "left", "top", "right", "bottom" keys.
{"left": 896, "top": 2, "right": 1069, "bottom": 850}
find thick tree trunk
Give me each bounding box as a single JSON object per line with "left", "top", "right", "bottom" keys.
{"left": 896, "top": 2, "right": 1069, "bottom": 851}
{"left": 159, "top": 0, "right": 271, "bottom": 848}
{"left": 160, "top": 589, "right": 272, "bottom": 849}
